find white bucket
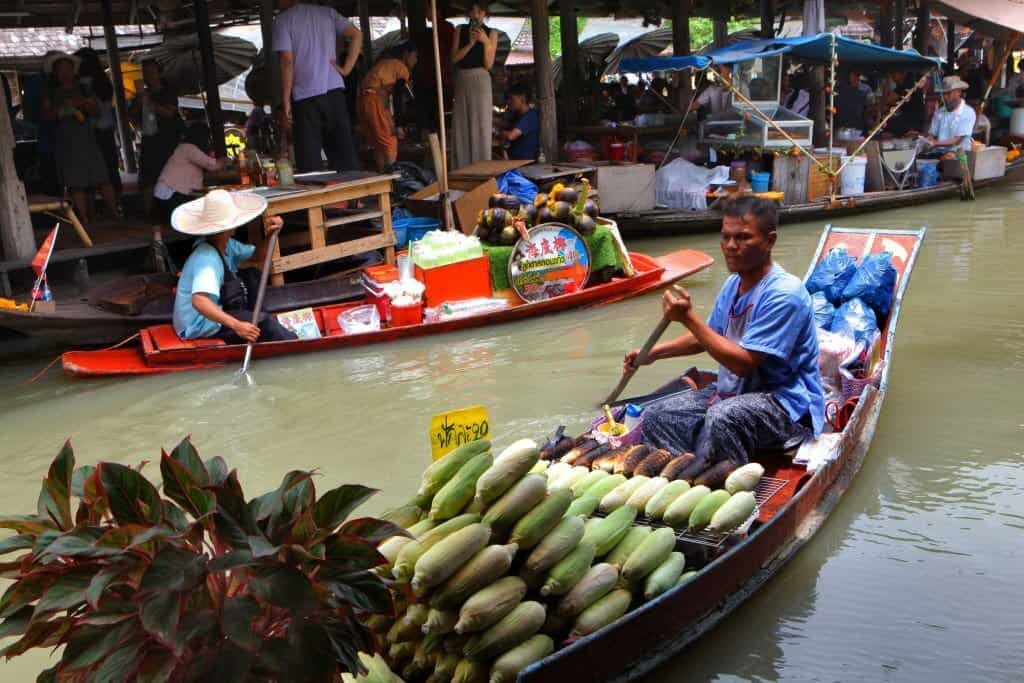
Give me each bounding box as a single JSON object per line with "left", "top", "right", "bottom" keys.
{"left": 840, "top": 155, "right": 868, "bottom": 195}
{"left": 1011, "top": 108, "right": 1024, "bottom": 137}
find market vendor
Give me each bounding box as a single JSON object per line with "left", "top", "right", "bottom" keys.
{"left": 171, "top": 190, "right": 297, "bottom": 344}
{"left": 922, "top": 76, "right": 976, "bottom": 159}
{"left": 496, "top": 84, "right": 539, "bottom": 160}
{"left": 693, "top": 65, "right": 732, "bottom": 117}
{"left": 357, "top": 41, "right": 419, "bottom": 171}
{"left": 623, "top": 196, "right": 824, "bottom": 465}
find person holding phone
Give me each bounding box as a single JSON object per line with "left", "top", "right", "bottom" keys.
{"left": 450, "top": 2, "right": 498, "bottom": 167}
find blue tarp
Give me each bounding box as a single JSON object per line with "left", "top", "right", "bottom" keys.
{"left": 619, "top": 34, "right": 941, "bottom": 74}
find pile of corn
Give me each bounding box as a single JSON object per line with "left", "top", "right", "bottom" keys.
{"left": 368, "top": 438, "right": 766, "bottom": 682}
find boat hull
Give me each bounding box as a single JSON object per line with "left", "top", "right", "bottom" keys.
{"left": 61, "top": 249, "right": 715, "bottom": 377}
{"left": 615, "top": 158, "right": 1024, "bottom": 237}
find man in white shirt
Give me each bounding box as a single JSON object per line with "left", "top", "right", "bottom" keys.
{"left": 695, "top": 65, "right": 733, "bottom": 116}
{"left": 926, "top": 76, "right": 976, "bottom": 158}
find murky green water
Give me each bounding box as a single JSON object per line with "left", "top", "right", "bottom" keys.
{"left": 2, "top": 183, "right": 1023, "bottom": 680}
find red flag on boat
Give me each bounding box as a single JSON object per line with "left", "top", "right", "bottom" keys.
{"left": 31, "top": 226, "right": 59, "bottom": 277}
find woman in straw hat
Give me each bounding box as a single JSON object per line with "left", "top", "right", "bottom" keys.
{"left": 171, "top": 190, "right": 297, "bottom": 344}
{"left": 40, "top": 51, "right": 120, "bottom": 226}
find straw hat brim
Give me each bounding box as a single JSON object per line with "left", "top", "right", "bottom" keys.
{"left": 937, "top": 78, "right": 970, "bottom": 93}
{"left": 43, "top": 52, "right": 80, "bottom": 75}
{"left": 171, "top": 192, "right": 268, "bottom": 236}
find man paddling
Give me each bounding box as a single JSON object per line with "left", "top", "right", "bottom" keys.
{"left": 623, "top": 197, "right": 824, "bottom": 464}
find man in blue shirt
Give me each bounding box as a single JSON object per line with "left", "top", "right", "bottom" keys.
{"left": 498, "top": 84, "right": 539, "bottom": 160}
{"left": 624, "top": 196, "right": 824, "bottom": 464}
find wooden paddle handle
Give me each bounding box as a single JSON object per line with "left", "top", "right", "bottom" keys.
{"left": 603, "top": 316, "right": 671, "bottom": 405}
{"left": 250, "top": 229, "right": 279, "bottom": 325}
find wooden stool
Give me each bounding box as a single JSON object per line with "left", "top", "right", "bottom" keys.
{"left": 28, "top": 194, "right": 93, "bottom": 247}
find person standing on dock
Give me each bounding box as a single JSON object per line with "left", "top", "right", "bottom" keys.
{"left": 450, "top": 1, "right": 498, "bottom": 168}
{"left": 497, "top": 84, "right": 539, "bottom": 161}
{"left": 273, "top": 0, "right": 362, "bottom": 173}
{"left": 358, "top": 42, "right": 419, "bottom": 172}
{"left": 623, "top": 197, "right": 824, "bottom": 466}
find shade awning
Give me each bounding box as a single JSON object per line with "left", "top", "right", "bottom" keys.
{"left": 619, "top": 34, "right": 941, "bottom": 74}
{"left": 933, "top": 0, "right": 1024, "bottom": 41}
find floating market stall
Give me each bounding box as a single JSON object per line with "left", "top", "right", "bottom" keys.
{"left": 349, "top": 224, "right": 925, "bottom": 683}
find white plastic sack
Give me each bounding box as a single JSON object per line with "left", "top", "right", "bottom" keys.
{"left": 655, "top": 159, "right": 730, "bottom": 210}
{"left": 817, "top": 328, "right": 859, "bottom": 398}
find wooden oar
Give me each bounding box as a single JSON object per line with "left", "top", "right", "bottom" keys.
{"left": 236, "top": 229, "right": 279, "bottom": 386}
{"left": 602, "top": 316, "right": 671, "bottom": 406}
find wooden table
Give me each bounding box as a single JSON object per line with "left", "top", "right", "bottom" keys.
{"left": 244, "top": 173, "right": 397, "bottom": 285}
{"left": 517, "top": 163, "right": 597, "bottom": 189}
{"left": 564, "top": 125, "right": 680, "bottom": 162}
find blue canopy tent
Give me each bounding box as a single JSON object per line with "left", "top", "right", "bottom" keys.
{"left": 619, "top": 34, "right": 941, "bottom": 73}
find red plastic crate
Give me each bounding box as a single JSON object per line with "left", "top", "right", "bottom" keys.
{"left": 415, "top": 255, "right": 492, "bottom": 308}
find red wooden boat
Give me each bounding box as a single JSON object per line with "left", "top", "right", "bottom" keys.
{"left": 61, "top": 248, "right": 714, "bottom": 377}
{"left": 520, "top": 225, "right": 925, "bottom": 682}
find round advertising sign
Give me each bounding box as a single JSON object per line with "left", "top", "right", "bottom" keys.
{"left": 508, "top": 223, "right": 592, "bottom": 302}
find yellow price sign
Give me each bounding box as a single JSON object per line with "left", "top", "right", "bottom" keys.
{"left": 430, "top": 405, "right": 491, "bottom": 460}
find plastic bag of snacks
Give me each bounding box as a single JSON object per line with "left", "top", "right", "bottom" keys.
{"left": 806, "top": 247, "right": 858, "bottom": 304}
{"left": 841, "top": 252, "right": 896, "bottom": 317}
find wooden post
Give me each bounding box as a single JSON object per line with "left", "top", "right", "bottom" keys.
{"left": 100, "top": 0, "right": 136, "bottom": 173}
{"left": 947, "top": 19, "right": 957, "bottom": 73}
{"left": 0, "top": 84, "right": 33, "bottom": 260}
{"left": 194, "top": 0, "right": 227, "bottom": 157}
{"left": 358, "top": 0, "right": 373, "bottom": 67}
{"left": 557, "top": 0, "right": 579, "bottom": 129}
{"left": 880, "top": 0, "right": 892, "bottom": 48}
{"left": 530, "top": 0, "right": 557, "bottom": 163}
{"left": 760, "top": 0, "right": 774, "bottom": 39}
{"left": 914, "top": 0, "right": 930, "bottom": 55}
{"left": 260, "top": 0, "right": 280, "bottom": 109}
{"left": 672, "top": 0, "right": 692, "bottom": 113}
{"left": 894, "top": 0, "right": 906, "bottom": 49}
{"left": 712, "top": 5, "right": 729, "bottom": 49}
{"left": 804, "top": 0, "right": 827, "bottom": 147}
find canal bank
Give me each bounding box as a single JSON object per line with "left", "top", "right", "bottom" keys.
{"left": 1, "top": 181, "right": 1022, "bottom": 680}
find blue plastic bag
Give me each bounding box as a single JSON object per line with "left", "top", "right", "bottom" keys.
{"left": 830, "top": 297, "right": 878, "bottom": 347}
{"left": 841, "top": 252, "right": 896, "bottom": 318}
{"left": 812, "top": 291, "right": 835, "bottom": 329}
{"left": 806, "top": 247, "right": 858, "bottom": 304}
{"left": 497, "top": 170, "right": 538, "bottom": 205}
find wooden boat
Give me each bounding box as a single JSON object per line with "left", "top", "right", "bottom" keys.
{"left": 60, "top": 248, "right": 714, "bottom": 377}
{"left": 0, "top": 265, "right": 373, "bottom": 348}
{"left": 615, "top": 157, "right": 1023, "bottom": 238}
{"left": 519, "top": 224, "right": 925, "bottom": 683}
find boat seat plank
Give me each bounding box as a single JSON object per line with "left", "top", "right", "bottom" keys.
{"left": 148, "top": 325, "right": 226, "bottom": 351}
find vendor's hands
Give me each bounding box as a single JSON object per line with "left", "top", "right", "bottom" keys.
{"left": 278, "top": 103, "right": 293, "bottom": 130}
{"left": 396, "top": 126, "right": 406, "bottom": 141}
{"left": 623, "top": 347, "right": 655, "bottom": 373}
{"left": 662, "top": 284, "right": 694, "bottom": 324}
{"left": 232, "top": 320, "right": 260, "bottom": 343}
{"left": 263, "top": 214, "right": 284, "bottom": 236}
{"left": 469, "top": 27, "right": 485, "bottom": 44}
{"left": 924, "top": 134, "right": 936, "bottom": 146}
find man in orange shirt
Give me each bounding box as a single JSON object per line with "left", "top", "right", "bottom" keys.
{"left": 358, "top": 42, "right": 419, "bottom": 171}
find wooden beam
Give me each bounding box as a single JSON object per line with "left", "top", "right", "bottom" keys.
{"left": 194, "top": 0, "right": 227, "bottom": 157}
{"left": 947, "top": 19, "right": 957, "bottom": 74}
{"left": 712, "top": 5, "right": 729, "bottom": 48}
{"left": 260, "top": 0, "right": 281, "bottom": 109}
{"left": 880, "top": 0, "right": 892, "bottom": 48}
{"left": 557, "top": 0, "right": 579, "bottom": 128}
{"left": 100, "top": 0, "right": 136, "bottom": 173}
{"left": 914, "top": 0, "right": 930, "bottom": 55}
{"left": 358, "top": 0, "right": 373, "bottom": 67}
{"left": 530, "top": 0, "right": 557, "bottom": 163}
{"left": 0, "top": 82, "right": 33, "bottom": 260}
{"left": 672, "top": 0, "right": 692, "bottom": 113}
{"left": 760, "top": 0, "right": 774, "bottom": 39}
{"left": 272, "top": 233, "right": 395, "bottom": 273}
{"left": 894, "top": 0, "right": 906, "bottom": 49}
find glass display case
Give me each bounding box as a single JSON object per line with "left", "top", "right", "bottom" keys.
{"left": 698, "top": 55, "right": 814, "bottom": 148}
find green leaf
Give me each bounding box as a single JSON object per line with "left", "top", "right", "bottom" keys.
{"left": 249, "top": 564, "right": 316, "bottom": 613}
{"left": 338, "top": 517, "right": 407, "bottom": 545}
{"left": 70, "top": 465, "right": 95, "bottom": 497}
{"left": 129, "top": 525, "right": 178, "bottom": 548}
{"left": 0, "top": 606, "right": 33, "bottom": 639}
{"left": 99, "top": 463, "right": 164, "bottom": 526}
{"left": 311, "top": 486, "right": 377, "bottom": 533}
{"left": 35, "top": 665, "right": 57, "bottom": 683}
{"left": 204, "top": 456, "right": 229, "bottom": 486}
{"left": 140, "top": 546, "right": 206, "bottom": 594}
{"left": 212, "top": 509, "right": 249, "bottom": 551}
{"left": 0, "top": 535, "right": 35, "bottom": 556}
{"left": 140, "top": 591, "right": 180, "bottom": 646}
{"left": 323, "top": 571, "right": 394, "bottom": 613}
{"left": 91, "top": 636, "right": 146, "bottom": 682}
{"left": 221, "top": 595, "right": 260, "bottom": 651}
{"left": 33, "top": 567, "right": 93, "bottom": 615}
{"left": 246, "top": 534, "right": 279, "bottom": 559}
{"left": 208, "top": 550, "right": 256, "bottom": 572}
{"left": 322, "top": 535, "right": 386, "bottom": 572}
{"left": 161, "top": 501, "right": 190, "bottom": 533}
{"left": 135, "top": 650, "right": 177, "bottom": 683}
{"left": 175, "top": 609, "right": 216, "bottom": 652}
{"left": 36, "top": 442, "right": 74, "bottom": 531}
{"left": 0, "top": 515, "right": 53, "bottom": 535}
{"left": 169, "top": 437, "right": 209, "bottom": 486}
{"left": 86, "top": 563, "right": 129, "bottom": 608}
{"left": 36, "top": 533, "right": 123, "bottom": 561}
{"left": 59, "top": 621, "right": 136, "bottom": 671}
{"left": 0, "top": 617, "right": 71, "bottom": 657}
{"left": 160, "top": 453, "right": 215, "bottom": 520}
{"left": 32, "top": 528, "right": 62, "bottom": 556}
{"left": 0, "top": 571, "right": 52, "bottom": 618}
